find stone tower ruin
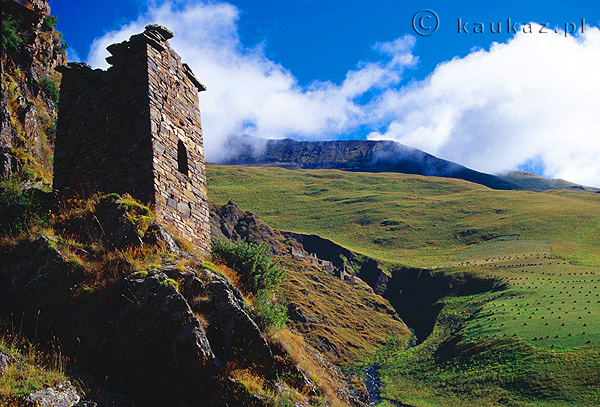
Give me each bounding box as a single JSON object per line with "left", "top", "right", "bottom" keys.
{"left": 54, "top": 25, "right": 210, "bottom": 252}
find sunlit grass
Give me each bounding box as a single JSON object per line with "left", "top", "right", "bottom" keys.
{"left": 0, "top": 334, "right": 67, "bottom": 400}
{"left": 207, "top": 165, "right": 600, "bottom": 268}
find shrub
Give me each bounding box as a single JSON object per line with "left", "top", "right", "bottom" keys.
{"left": 1, "top": 15, "right": 22, "bottom": 51}
{"left": 0, "top": 177, "right": 51, "bottom": 235}
{"left": 42, "top": 15, "right": 58, "bottom": 31}
{"left": 40, "top": 77, "right": 59, "bottom": 104}
{"left": 251, "top": 290, "right": 287, "bottom": 330}
{"left": 210, "top": 239, "right": 286, "bottom": 293}
{"left": 210, "top": 239, "right": 288, "bottom": 331}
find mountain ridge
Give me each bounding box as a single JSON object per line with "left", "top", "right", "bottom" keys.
{"left": 219, "top": 136, "right": 599, "bottom": 192}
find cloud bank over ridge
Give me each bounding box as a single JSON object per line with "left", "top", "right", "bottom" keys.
{"left": 87, "top": 1, "right": 600, "bottom": 186}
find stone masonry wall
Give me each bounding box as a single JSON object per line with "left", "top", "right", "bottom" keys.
{"left": 53, "top": 25, "right": 210, "bottom": 252}
{"left": 146, "top": 30, "right": 210, "bottom": 251}
{"left": 54, "top": 57, "right": 154, "bottom": 201}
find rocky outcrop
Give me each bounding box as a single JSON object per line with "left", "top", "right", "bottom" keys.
{"left": 0, "top": 351, "right": 10, "bottom": 376}
{"left": 1, "top": 0, "right": 66, "bottom": 183}
{"left": 162, "top": 265, "right": 274, "bottom": 372}
{"left": 211, "top": 201, "right": 336, "bottom": 275}
{"left": 25, "top": 381, "right": 80, "bottom": 407}
{"left": 0, "top": 237, "right": 222, "bottom": 406}
{"left": 211, "top": 200, "right": 296, "bottom": 255}
{"left": 207, "top": 273, "right": 274, "bottom": 370}
{"left": 0, "top": 226, "right": 285, "bottom": 406}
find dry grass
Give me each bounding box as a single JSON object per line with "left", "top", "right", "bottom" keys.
{"left": 0, "top": 225, "right": 54, "bottom": 251}
{"left": 193, "top": 312, "right": 210, "bottom": 328}
{"left": 225, "top": 361, "right": 312, "bottom": 406}
{"left": 160, "top": 223, "right": 193, "bottom": 253}
{"left": 226, "top": 363, "right": 269, "bottom": 398}
{"left": 0, "top": 334, "right": 67, "bottom": 400}
{"left": 114, "top": 246, "right": 162, "bottom": 272}
{"left": 270, "top": 329, "right": 348, "bottom": 407}
{"left": 205, "top": 261, "right": 244, "bottom": 292}
{"left": 280, "top": 257, "right": 409, "bottom": 366}
{"left": 53, "top": 192, "right": 103, "bottom": 226}
{"left": 72, "top": 245, "right": 165, "bottom": 294}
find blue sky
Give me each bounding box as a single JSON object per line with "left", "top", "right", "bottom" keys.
{"left": 52, "top": 0, "right": 599, "bottom": 83}
{"left": 48, "top": 0, "right": 600, "bottom": 186}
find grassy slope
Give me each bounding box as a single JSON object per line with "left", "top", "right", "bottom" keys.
{"left": 207, "top": 164, "right": 600, "bottom": 406}
{"left": 207, "top": 165, "right": 600, "bottom": 268}
{"left": 280, "top": 256, "right": 410, "bottom": 366}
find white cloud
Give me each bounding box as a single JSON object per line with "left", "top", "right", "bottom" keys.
{"left": 368, "top": 24, "right": 600, "bottom": 187}
{"left": 86, "top": 3, "right": 600, "bottom": 187}
{"left": 86, "top": 0, "right": 416, "bottom": 162}
{"left": 66, "top": 47, "right": 81, "bottom": 62}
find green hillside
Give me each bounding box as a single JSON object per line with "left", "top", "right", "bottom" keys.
{"left": 207, "top": 165, "right": 600, "bottom": 268}
{"left": 207, "top": 164, "right": 600, "bottom": 407}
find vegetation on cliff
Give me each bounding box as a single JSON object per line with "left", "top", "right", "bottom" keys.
{"left": 1, "top": 0, "right": 66, "bottom": 186}
{"left": 211, "top": 238, "right": 288, "bottom": 330}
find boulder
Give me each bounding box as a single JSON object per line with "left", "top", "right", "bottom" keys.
{"left": 94, "top": 197, "right": 143, "bottom": 249}
{"left": 207, "top": 272, "right": 274, "bottom": 372}
{"left": 115, "top": 272, "right": 223, "bottom": 403}
{"left": 164, "top": 266, "right": 275, "bottom": 372}
{"left": 143, "top": 221, "right": 181, "bottom": 253}
{"left": 25, "top": 381, "right": 80, "bottom": 407}
{"left": 0, "top": 351, "right": 10, "bottom": 375}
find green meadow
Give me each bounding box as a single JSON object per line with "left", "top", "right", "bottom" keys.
{"left": 207, "top": 164, "right": 600, "bottom": 406}
{"left": 206, "top": 165, "right": 600, "bottom": 268}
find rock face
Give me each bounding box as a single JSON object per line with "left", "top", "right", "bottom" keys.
{"left": 0, "top": 237, "right": 223, "bottom": 406}
{"left": 162, "top": 266, "right": 275, "bottom": 373}
{"left": 1, "top": 0, "right": 66, "bottom": 183}
{"left": 207, "top": 273, "right": 274, "bottom": 370}
{"left": 0, "top": 227, "right": 283, "bottom": 405}
{"left": 0, "top": 351, "right": 10, "bottom": 376}
{"left": 25, "top": 381, "right": 80, "bottom": 407}
{"left": 220, "top": 136, "right": 524, "bottom": 190}
{"left": 211, "top": 200, "right": 300, "bottom": 255}
{"left": 117, "top": 272, "right": 223, "bottom": 404}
